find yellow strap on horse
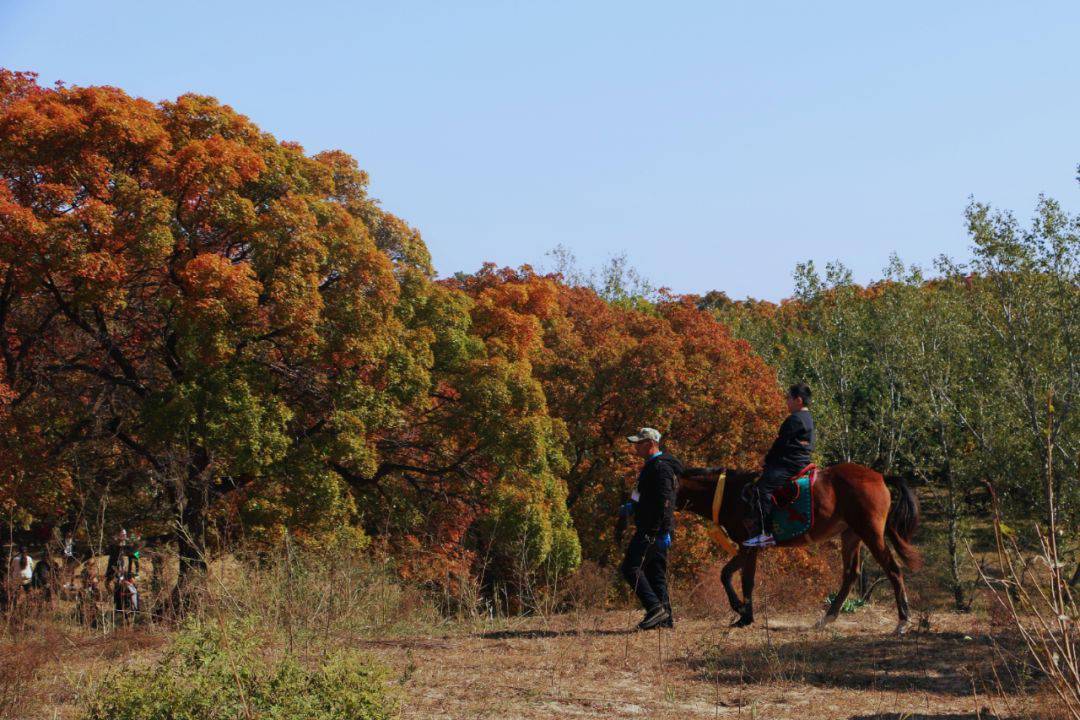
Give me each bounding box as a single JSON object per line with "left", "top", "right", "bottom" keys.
{"left": 707, "top": 470, "right": 738, "bottom": 555}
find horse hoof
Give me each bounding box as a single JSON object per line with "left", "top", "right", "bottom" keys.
{"left": 730, "top": 616, "right": 754, "bottom": 628}
{"left": 814, "top": 614, "right": 837, "bottom": 630}
{"left": 894, "top": 621, "right": 910, "bottom": 636}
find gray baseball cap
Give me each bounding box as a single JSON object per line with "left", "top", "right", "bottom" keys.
{"left": 626, "top": 427, "right": 661, "bottom": 443}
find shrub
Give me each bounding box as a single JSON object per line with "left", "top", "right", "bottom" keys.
{"left": 976, "top": 482, "right": 1079, "bottom": 720}
{"left": 82, "top": 617, "right": 397, "bottom": 720}
{"left": 558, "top": 559, "right": 615, "bottom": 612}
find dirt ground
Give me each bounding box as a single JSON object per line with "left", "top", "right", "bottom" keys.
{"left": 4, "top": 593, "right": 1049, "bottom": 720}
{"left": 360, "top": 607, "right": 1043, "bottom": 720}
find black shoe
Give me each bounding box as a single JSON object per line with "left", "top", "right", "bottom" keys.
{"left": 661, "top": 605, "right": 674, "bottom": 628}
{"left": 638, "top": 606, "right": 670, "bottom": 630}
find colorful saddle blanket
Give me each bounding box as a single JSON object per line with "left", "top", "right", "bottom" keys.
{"left": 770, "top": 466, "right": 816, "bottom": 542}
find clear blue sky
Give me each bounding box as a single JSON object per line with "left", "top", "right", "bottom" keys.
{"left": 3, "top": 1, "right": 1079, "bottom": 300}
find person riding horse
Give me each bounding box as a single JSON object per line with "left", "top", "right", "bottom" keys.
{"left": 743, "top": 382, "right": 816, "bottom": 549}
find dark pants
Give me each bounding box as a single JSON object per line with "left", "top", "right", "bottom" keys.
{"left": 620, "top": 532, "right": 669, "bottom": 612}
{"left": 748, "top": 466, "right": 795, "bottom": 534}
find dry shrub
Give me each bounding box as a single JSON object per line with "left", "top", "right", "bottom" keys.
{"left": 980, "top": 585, "right": 1018, "bottom": 631}
{"left": 558, "top": 560, "right": 615, "bottom": 612}
{"left": 975, "top": 482, "right": 1079, "bottom": 720}
{"left": 758, "top": 543, "right": 836, "bottom": 612}
{"left": 201, "top": 541, "right": 441, "bottom": 641}
{"left": 679, "top": 559, "right": 734, "bottom": 619}
{"left": 675, "top": 543, "right": 837, "bottom": 620}
{"left": 0, "top": 636, "right": 51, "bottom": 719}
{"left": 438, "top": 569, "right": 488, "bottom": 619}
{"left": 85, "top": 625, "right": 168, "bottom": 661}
{"left": 1028, "top": 687, "right": 1078, "bottom": 720}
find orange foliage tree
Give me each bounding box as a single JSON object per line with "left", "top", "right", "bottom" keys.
{"left": 454, "top": 267, "right": 783, "bottom": 567}
{"left": 0, "top": 72, "right": 578, "bottom": 589}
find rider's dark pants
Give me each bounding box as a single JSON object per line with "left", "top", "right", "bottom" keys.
{"left": 620, "top": 531, "right": 669, "bottom": 612}
{"left": 749, "top": 466, "right": 793, "bottom": 535}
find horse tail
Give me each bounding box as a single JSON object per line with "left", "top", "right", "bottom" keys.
{"left": 884, "top": 475, "right": 923, "bottom": 571}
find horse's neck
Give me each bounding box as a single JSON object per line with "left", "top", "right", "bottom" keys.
{"left": 678, "top": 467, "right": 756, "bottom": 522}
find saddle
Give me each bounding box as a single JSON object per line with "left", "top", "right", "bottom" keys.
{"left": 770, "top": 464, "right": 817, "bottom": 542}
{"left": 770, "top": 463, "right": 817, "bottom": 508}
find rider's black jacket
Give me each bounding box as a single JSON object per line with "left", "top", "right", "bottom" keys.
{"left": 763, "top": 408, "right": 815, "bottom": 472}
{"left": 632, "top": 452, "right": 684, "bottom": 537}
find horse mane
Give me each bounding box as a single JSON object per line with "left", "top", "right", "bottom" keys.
{"left": 680, "top": 466, "right": 758, "bottom": 484}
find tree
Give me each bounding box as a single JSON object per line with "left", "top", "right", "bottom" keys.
{"left": 0, "top": 74, "right": 581, "bottom": 597}
{"left": 961, "top": 197, "right": 1079, "bottom": 526}
{"left": 509, "top": 267, "right": 781, "bottom": 564}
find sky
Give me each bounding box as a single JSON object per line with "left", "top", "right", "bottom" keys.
{"left": 3, "top": 1, "right": 1079, "bottom": 301}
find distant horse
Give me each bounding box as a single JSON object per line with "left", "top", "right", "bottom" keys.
{"left": 676, "top": 463, "right": 921, "bottom": 634}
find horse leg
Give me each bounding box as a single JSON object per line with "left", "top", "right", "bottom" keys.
{"left": 858, "top": 527, "right": 911, "bottom": 635}
{"left": 720, "top": 551, "right": 745, "bottom": 619}
{"left": 816, "top": 529, "right": 862, "bottom": 628}
{"left": 731, "top": 549, "right": 758, "bottom": 627}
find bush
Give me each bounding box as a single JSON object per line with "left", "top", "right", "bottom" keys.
{"left": 83, "top": 617, "right": 397, "bottom": 720}
{"left": 558, "top": 559, "right": 616, "bottom": 612}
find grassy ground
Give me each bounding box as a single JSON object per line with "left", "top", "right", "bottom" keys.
{"left": 3, "top": 526, "right": 1066, "bottom": 720}
{"left": 6, "top": 602, "right": 1046, "bottom": 720}
{"left": 367, "top": 607, "right": 1041, "bottom": 719}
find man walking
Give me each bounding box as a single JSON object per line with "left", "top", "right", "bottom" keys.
{"left": 744, "top": 383, "right": 816, "bottom": 548}
{"left": 619, "top": 427, "right": 684, "bottom": 630}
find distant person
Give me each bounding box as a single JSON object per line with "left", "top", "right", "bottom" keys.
{"left": 618, "top": 427, "right": 683, "bottom": 630}
{"left": 61, "top": 535, "right": 77, "bottom": 591}
{"left": 126, "top": 531, "right": 141, "bottom": 578}
{"left": 9, "top": 546, "right": 35, "bottom": 594}
{"left": 114, "top": 571, "right": 139, "bottom": 623}
{"left": 743, "top": 383, "right": 816, "bottom": 549}
{"left": 77, "top": 565, "right": 102, "bottom": 626}
{"left": 31, "top": 555, "right": 54, "bottom": 599}
{"left": 105, "top": 530, "right": 126, "bottom": 585}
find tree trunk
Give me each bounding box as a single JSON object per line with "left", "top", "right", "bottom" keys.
{"left": 940, "top": 423, "right": 968, "bottom": 612}
{"left": 176, "top": 488, "right": 207, "bottom": 578}
{"left": 946, "top": 489, "right": 967, "bottom": 611}
{"left": 172, "top": 448, "right": 210, "bottom": 612}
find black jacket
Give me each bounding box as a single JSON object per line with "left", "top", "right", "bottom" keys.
{"left": 632, "top": 452, "right": 683, "bottom": 537}
{"left": 763, "top": 409, "right": 815, "bottom": 472}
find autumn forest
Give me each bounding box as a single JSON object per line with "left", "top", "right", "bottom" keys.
{"left": 1, "top": 68, "right": 1078, "bottom": 719}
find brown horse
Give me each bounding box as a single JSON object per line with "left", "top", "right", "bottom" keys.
{"left": 677, "top": 463, "right": 921, "bottom": 634}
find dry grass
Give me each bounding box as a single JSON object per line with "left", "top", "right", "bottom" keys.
{"left": 0, "top": 541, "right": 1063, "bottom": 720}
{"left": 2, "top": 601, "right": 1047, "bottom": 719}
{"left": 0, "top": 611, "right": 167, "bottom": 720}
{"left": 366, "top": 607, "right": 1043, "bottom": 719}
{"left": 972, "top": 483, "right": 1079, "bottom": 720}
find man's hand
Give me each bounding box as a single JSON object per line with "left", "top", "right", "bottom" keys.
{"left": 618, "top": 502, "right": 635, "bottom": 518}
{"left": 656, "top": 532, "right": 672, "bottom": 550}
